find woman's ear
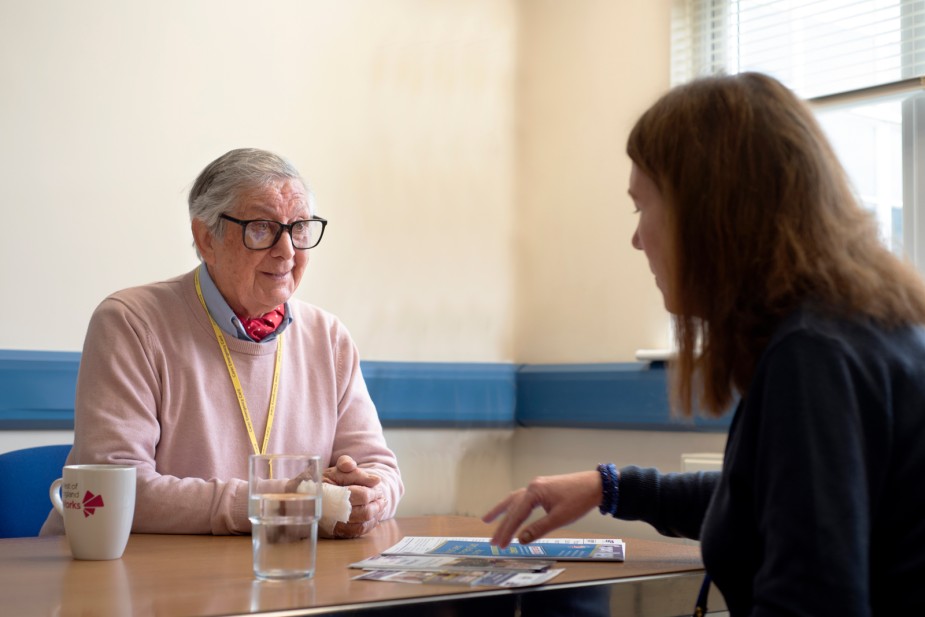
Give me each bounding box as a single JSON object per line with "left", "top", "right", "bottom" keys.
{"left": 192, "top": 219, "right": 215, "bottom": 264}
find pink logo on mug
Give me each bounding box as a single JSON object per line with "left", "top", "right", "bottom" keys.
{"left": 81, "top": 491, "right": 105, "bottom": 517}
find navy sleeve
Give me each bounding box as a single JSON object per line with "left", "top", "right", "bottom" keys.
{"left": 616, "top": 466, "right": 720, "bottom": 540}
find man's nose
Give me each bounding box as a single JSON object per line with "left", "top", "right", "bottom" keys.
{"left": 271, "top": 228, "right": 297, "bottom": 256}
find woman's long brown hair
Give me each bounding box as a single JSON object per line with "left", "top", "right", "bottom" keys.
{"left": 627, "top": 72, "right": 925, "bottom": 417}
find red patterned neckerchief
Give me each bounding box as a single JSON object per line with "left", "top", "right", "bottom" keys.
{"left": 235, "top": 306, "right": 285, "bottom": 342}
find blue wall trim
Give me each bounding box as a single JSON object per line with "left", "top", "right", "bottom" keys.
{"left": 0, "top": 350, "right": 730, "bottom": 432}
{"left": 363, "top": 362, "right": 518, "bottom": 427}
{"left": 517, "top": 363, "right": 731, "bottom": 432}
{"left": 0, "top": 350, "right": 81, "bottom": 430}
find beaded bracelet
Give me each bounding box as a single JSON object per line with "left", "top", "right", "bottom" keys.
{"left": 597, "top": 463, "right": 619, "bottom": 517}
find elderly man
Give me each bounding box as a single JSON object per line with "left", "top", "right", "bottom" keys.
{"left": 42, "top": 148, "right": 402, "bottom": 537}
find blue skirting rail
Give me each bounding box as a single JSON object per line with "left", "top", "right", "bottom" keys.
{"left": 362, "top": 362, "right": 517, "bottom": 427}
{"left": 0, "top": 350, "right": 81, "bottom": 430}
{"left": 0, "top": 350, "right": 730, "bottom": 432}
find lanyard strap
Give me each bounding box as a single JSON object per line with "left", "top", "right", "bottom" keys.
{"left": 194, "top": 268, "right": 282, "bottom": 455}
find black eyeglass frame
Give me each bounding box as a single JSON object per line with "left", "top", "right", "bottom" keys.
{"left": 220, "top": 214, "right": 328, "bottom": 250}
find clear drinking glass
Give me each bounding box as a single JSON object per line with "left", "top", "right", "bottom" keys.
{"left": 248, "top": 454, "right": 322, "bottom": 580}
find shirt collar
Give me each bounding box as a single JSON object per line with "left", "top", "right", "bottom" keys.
{"left": 197, "top": 263, "right": 292, "bottom": 343}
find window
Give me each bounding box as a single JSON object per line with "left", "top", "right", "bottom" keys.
{"left": 671, "top": 0, "right": 925, "bottom": 270}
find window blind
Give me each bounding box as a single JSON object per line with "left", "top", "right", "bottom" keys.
{"left": 671, "top": 0, "right": 925, "bottom": 99}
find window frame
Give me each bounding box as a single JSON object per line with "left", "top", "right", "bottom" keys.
{"left": 671, "top": 0, "right": 925, "bottom": 272}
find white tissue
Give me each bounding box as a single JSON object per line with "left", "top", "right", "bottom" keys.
{"left": 297, "top": 480, "right": 351, "bottom": 536}
{"left": 319, "top": 483, "right": 352, "bottom": 535}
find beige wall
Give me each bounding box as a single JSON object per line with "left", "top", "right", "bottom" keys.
{"left": 515, "top": 0, "right": 673, "bottom": 362}
{"left": 0, "top": 0, "right": 672, "bottom": 363}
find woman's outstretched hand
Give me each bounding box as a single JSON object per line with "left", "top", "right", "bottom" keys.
{"left": 482, "top": 470, "right": 603, "bottom": 548}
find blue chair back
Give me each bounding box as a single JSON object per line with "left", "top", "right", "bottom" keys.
{"left": 0, "top": 444, "right": 71, "bottom": 537}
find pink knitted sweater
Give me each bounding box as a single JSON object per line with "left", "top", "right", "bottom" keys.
{"left": 41, "top": 269, "right": 402, "bottom": 535}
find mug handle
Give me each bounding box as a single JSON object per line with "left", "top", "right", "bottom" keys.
{"left": 49, "top": 478, "right": 65, "bottom": 515}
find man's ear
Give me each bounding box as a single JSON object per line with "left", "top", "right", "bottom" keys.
{"left": 192, "top": 219, "right": 215, "bottom": 264}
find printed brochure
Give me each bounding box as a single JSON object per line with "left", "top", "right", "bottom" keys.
{"left": 350, "top": 554, "right": 556, "bottom": 573}
{"left": 352, "top": 567, "right": 564, "bottom": 588}
{"left": 380, "top": 536, "right": 625, "bottom": 562}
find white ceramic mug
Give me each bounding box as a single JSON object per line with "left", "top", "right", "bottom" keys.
{"left": 49, "top": 464, "right": 136, "bottom": 560}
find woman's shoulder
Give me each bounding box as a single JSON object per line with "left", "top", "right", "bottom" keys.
{"left": 765, "top": 304, "right": 925, "bottom": 373}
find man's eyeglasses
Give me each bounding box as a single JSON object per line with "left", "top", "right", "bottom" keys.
{"left": 220, "top": 214, "right": 328, "bottom": 250}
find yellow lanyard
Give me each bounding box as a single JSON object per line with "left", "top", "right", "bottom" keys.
{"left": 194, "top": 268, "right": 282, "bottom": 455}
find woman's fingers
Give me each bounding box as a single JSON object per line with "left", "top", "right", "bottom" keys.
{"left": 488, "top": 489, "right": 537, "bottom": 548}
{"left": 484, "top": 470, "right": 604, "bottom": 548}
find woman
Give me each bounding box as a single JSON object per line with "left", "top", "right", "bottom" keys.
{"left": 484, "top": 73, "right": 925, "bottom": 615}
{"left": 42, "top": 148, "right": 403, "bottom": 538}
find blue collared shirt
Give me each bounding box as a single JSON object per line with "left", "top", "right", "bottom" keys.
{"left": 197, "top": 263, "right": 292, "bottom": 343}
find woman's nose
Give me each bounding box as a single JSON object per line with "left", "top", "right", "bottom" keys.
{"left": 632, "top": 228, "right": 642, "bottom": 251}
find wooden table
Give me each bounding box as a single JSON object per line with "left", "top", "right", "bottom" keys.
{"left": 0, "top": 516, "right": 708, "bottom": 616}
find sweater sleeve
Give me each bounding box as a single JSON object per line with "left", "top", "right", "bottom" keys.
{"left": 41, "top": 296, "right": 249, "bottom": 536}
{"left": 616, "top": 466, "right": 720, "bottom": 540}
{"left": 329, "top": 324, "right": 404, "bottom": 519}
